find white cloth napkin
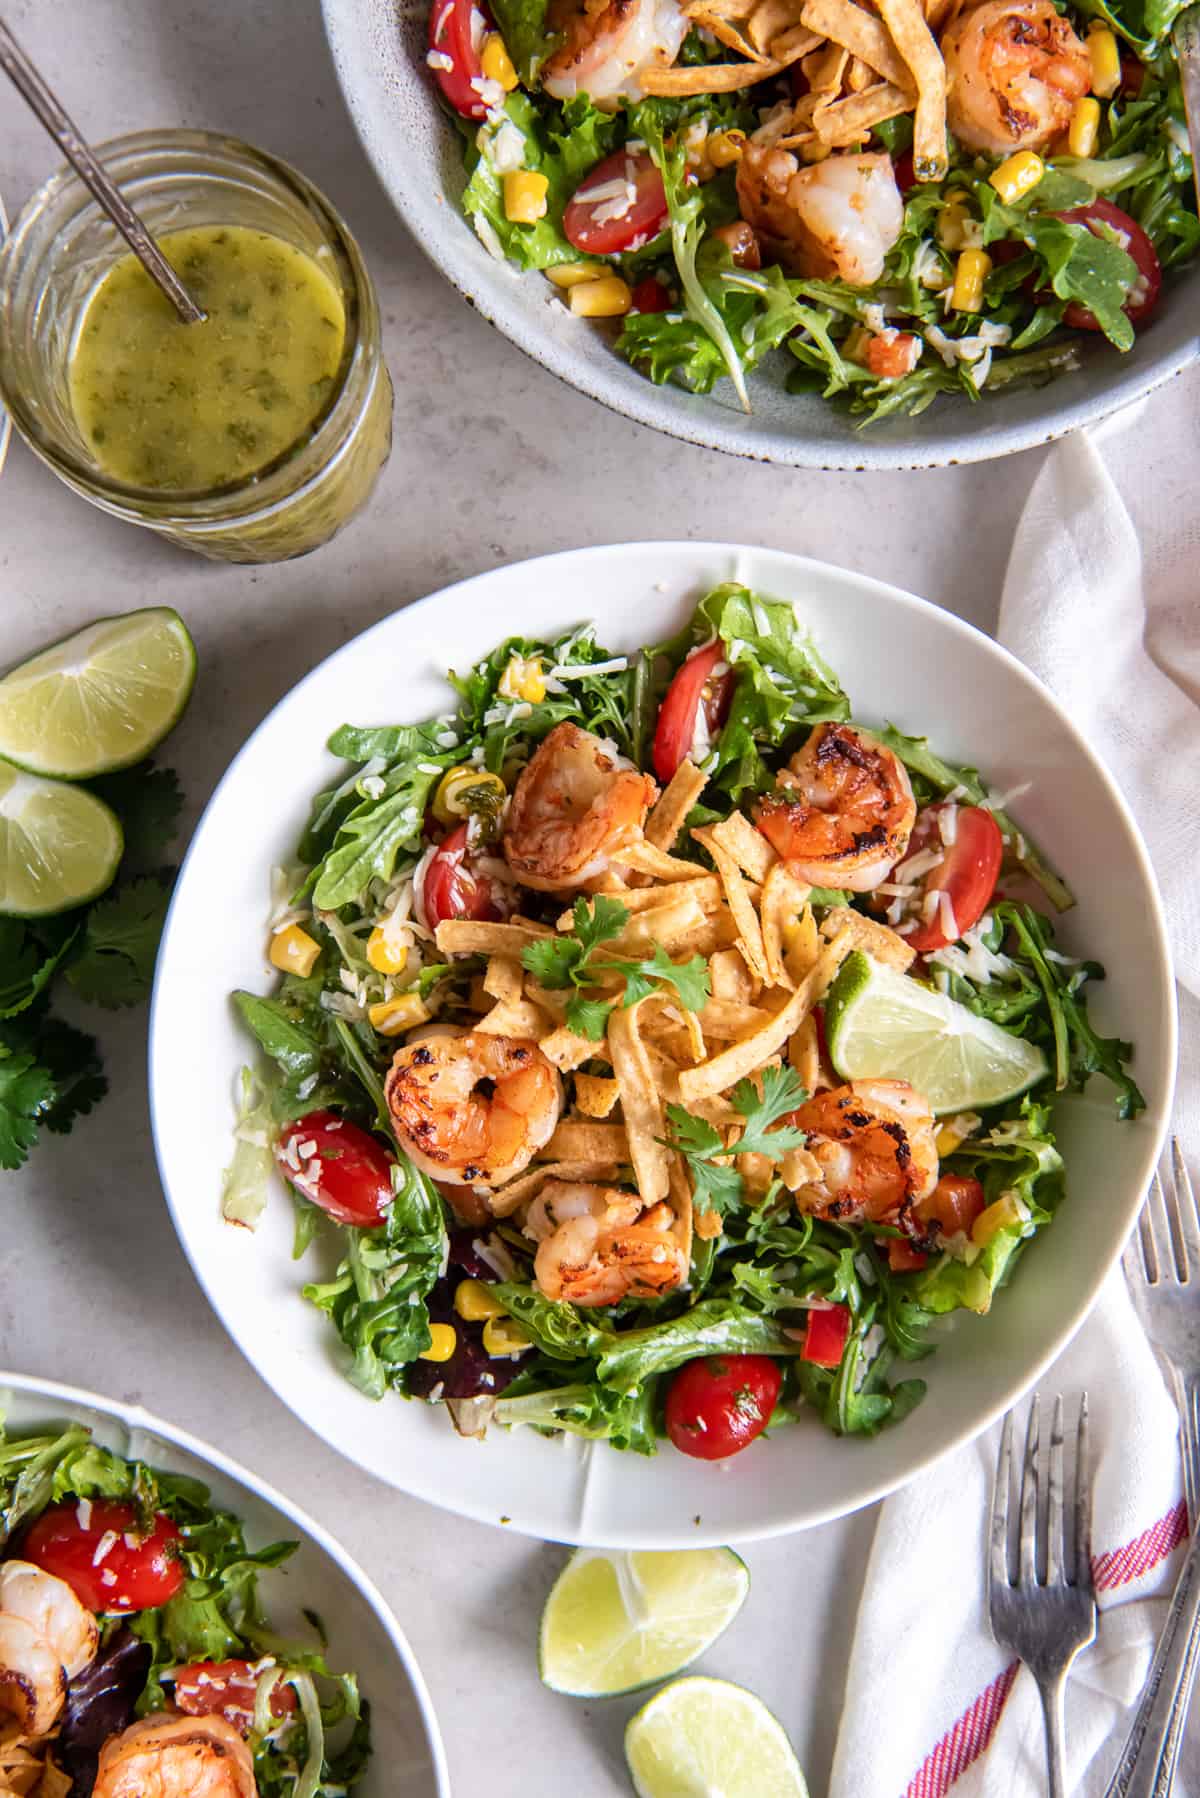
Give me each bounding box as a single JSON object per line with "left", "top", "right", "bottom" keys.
{"left": 830, "top": 405, "right": 1200, "bottom": 1798}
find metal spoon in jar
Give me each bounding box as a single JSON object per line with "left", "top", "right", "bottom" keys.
{"left": 0, "top": 19, "right": 206, "bottom": 324}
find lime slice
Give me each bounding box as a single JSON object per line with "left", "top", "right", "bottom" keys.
{"left": 0, "top": 608, "right": 196, "bottom": 778}
{"left": 539, "top": 1548, "right": 749, "bottom": 1698}
{"left": 825, "top": 949, "right": 1048, "bottom": 1115}
{"left": 0, "top": 762, "right": 123, "bottom": 916}
{"left": 625, "top": 1676, "right": 808, "bottom": 1798}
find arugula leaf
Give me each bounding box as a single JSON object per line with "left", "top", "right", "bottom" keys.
{"left": 65, "top": 874, "right": 173, "bottom": 1008}
{"left": 979, "top": 189, "right": 1138, "bottom": 349}
{"left": 488, "top": 0, "right": 557, "bottom": 80}
{"left": 88, "top": 763, "right": 183, "bottom": 871}
{"left": 0, "top": 1048, "right": 55, "bottom": 1171}
{"left": 492, "top": 1284, "right": 617, "bottom": 1359}
{"left": 595, "top": 1299, "right": 796, "bottom": 1392}
{"left": 494, "top": 1378, "right": 658, "bottom": 1454}
{"left": 311, "top": 756, "right": 452, "bottom": 910}
{"left": 461, "top": 93, "right": 623, "bottom": 272}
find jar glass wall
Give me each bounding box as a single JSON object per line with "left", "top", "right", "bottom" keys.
{"left": 0, "top": 131, "right": 393, "bottom": 563}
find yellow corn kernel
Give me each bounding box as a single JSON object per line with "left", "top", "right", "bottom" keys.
{"left": 950, "top": 248, "right": 992, "bottom": 313}
{"left": 988, "top": 150, "right": 1044, "bottom": 205}
{"left": 569, "top": 276, "right": 633, "bottom": 319}
{"left": 503, "top": 170, "right": 549, "bottom": 225}
{"left": 547, "top": 261, "right": 602, "bottom": 288}
{"left": 1069, "top": 95, "right": 1102, "bottom": 158}
{"left": 432, "top": 765, "right": 506, "bottom": 825}
{"left": 482, "top": 1315, "right": 533, "bottom": 1358}
{"left": 269, "top": 923, "right": 320, "bottom": 977}
{"left": 1088, "top": 24, "right": 1121, "bottom": 97}
{"left": 707, "top": 128, "right": 747, "bottom": 169}
{"left": 972, "top": 1191, "right": 1026, "bottom": 1247}
{"left": 419, "top": 1323, "right": 458, "bottom": 1363}
{"left": 367, "top": 993, "right": 430, "bottom": 1036}
{"left": 498, "top": 655, "right": 546, "bottom": 705}
{"left": 936, "top": 190, "right": 972, "bottom": 250}
{"left": 480, "top": 32, "right": 518, "bottom": 89}
{"left": 454, "top": 1278, "right": 507, "bottom": 1322}
{"left": 935, "top": 1122, "right": 967, "bottom": 1158}
{"left": 366, "top": 926, "right": 409, "bottom": 975}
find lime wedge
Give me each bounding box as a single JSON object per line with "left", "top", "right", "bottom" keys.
{"left": 625, "top": 1676, "right": 808, "bottom": 1798}
{"left": 825, "top": 949, "right": 1048, "bottom": 1115}
{"left": 0, "top": 762, "right": 123, "bottom": 916}
{"left": 539, "top": 1548, "right": 749, "bottom": 1698}
{"left": 0, "top": 608, "right": 196, "bottom": 778}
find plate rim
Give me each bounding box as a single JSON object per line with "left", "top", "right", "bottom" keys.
{"left": 148, "top": 540, "right": 1177, "bottom": 1544}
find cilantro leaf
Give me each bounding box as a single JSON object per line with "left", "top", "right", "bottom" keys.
{"left": 667, "top": 1066, "right": 809, "bottom": 1220}
{"left": 25, "top": 1016, "right": 107, "bottom": 1134}
{"left": 576, "top": 894, "right": 631, "bottom": 954}
{"left": 565, "top": 994, "right": 615, "bottom": 1041}
{"left": 0, "top": 918, "right": 79, "bottom": 1019}
{"left": 522, "top": 934, "right": 585, "bottom": 989}
{"left": 0, "top": 1048, "right": 55, "bottom": 1170}
{"left": 65, "top": 875, "right": 173, "bottom": 1009}
{"left": 604, "top": 946, "right": 711, "bottom": 1012}
{"left": 88, "top": 763, "right": 183, "bottom": 872}
{"left": 730, "top": 1064, "right": 809, "bottom": 1158}
{"left": 666, "top": 1105, "right": 743, "bottom": 1218}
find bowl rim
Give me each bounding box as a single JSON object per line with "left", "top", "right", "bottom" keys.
{"left": 148, "top": 540, "right": 1176, "bottom": 1543}
{"left": 319, "top": 0, "right": 1199, "bottom": 472}
{"left": 0, "top": 1368, "right": 451, "bottom": 1795}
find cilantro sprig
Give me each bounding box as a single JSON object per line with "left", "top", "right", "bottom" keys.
{"left": 668, "top": 1065, "right": 809, "bottom": 1219}
{"left": 522, "top": 895, "right": 711, "bottom": 1041}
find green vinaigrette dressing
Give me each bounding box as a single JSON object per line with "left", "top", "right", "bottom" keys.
{"left": 68, "top": 225, "right": 347, "bottom": 491}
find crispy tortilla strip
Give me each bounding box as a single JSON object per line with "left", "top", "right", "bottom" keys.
{"left": 609, "top": 892, "right": 709, "bottom": 952}
{"left": 489, "top": 1158, "right": 622, "bottom": 1217}
{"left": 541, "top": 1120, "right": 629, "bottom": 1161}
{"left": 874, "top": 0, "right": 946, "bottom": 176}
{"left": 686, "top": 0, "right": 760, "bottom": 21}
{"left": 780, "top": 1143, "right": 824, "bottom": 1191}
{"left": 620, "top": 838, "right": 709, "bottom": 881}
{"left": 523, "top": 977, "right": 569, "bottom": 1023}
{"left": 800, "top": 0, "right": 915, "bottom": 89}
{"left": 846, "top": 51, "right": 873, "bottom": 88}
{"left": 805, "top": 40, "right": 850, "bottom": 92}
{"left": 647, "top": 757, "right": 709, "bottom": 851}
{"left": 695, "top": 1204, "right": 724, "bottom": 1239}
{"left": 696, "top": 996, "right": 771, "bottom": 1038}
{"left": 813, "top": 80, "right": 912, "bottom": 142}
{"left": 678, "top": 933, "right": 853, "bottom": 1102}
{"left": 574, "top": 1072, "right": 620, "bottom": 1117}
{"left": 640, "top": 56, "right": 788, "bottom": 92}
{"left": 435, "top": 918, "right": 553, "bottom": 956}
{"left": 693, "top": 829, "right": 768, "bottom": 983}
{"left": 761, "top": 862, "right": 813, "bottom": 990}
{"left": 820, "top": 906, "right": 916, "bottom": 971}
{"left": 668, "top": 1153, "right": 694, "bottom": 1262}
{"left": 691, "top": 9, "right": 765, "bottom": 56}
{"left": 642, "top": 992, "right": 706, "bottom": 1064}
{"left": 705, "top": 811, "right": 776, "bottom": 883}
{"left": 539, "top": 1022, "right": 603, "bottom": 1069}
{"left": 475, "top": 998, "right": 551, "bottom": 1037}
{"left": 483, "top": 954, "right": 524, "bottom": 1005}
{"left": 784, "top": 902, "right": 821, "bottom": 982}
{"left": 771, "top": 20, "right": 824, "bottom": 56}
{"left": 747, "top": 0, "right": 805, "bottom": 46}
{"left": 737, "top": 1148, "right": 776, "bottom": 1198}
{"left": 560, "top": 877, "right": 723, "bottom": 929}
{"left": 788, "top": 1013, "right": 822, "bottom": 1092}
{"left": 926, "top": 0, "right": 965, "bottom": 30}
{"left": 608, "top": 1000, "right": 673, "bottom": 1203}
{"left": 709, "top": 946, "right": 759, "bottom": 1002}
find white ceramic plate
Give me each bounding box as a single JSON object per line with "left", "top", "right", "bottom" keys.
{"left": 321, "top": 0, "right": 1199, "bottom": 470}
{"left": 0, "top": 1373, "right": 448, "bottom": 1796}
{"left": 150, "top": 542, "right": 1175, "bottom": 1545}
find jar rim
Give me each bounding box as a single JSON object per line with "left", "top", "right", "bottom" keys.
{"left": 0, "top": 128, "right": 379, "bottom": 520}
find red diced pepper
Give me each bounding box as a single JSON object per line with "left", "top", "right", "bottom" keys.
{"left": 801, "top": 1303, "right": 851, "bottom": 1367}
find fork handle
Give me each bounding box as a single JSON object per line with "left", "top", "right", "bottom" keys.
{"left": 1037, "top": 1674, "right": 1069, "bottom": 1798}
{"left": 1102, "top": 1523, "right": 1200, "bottom": 1797}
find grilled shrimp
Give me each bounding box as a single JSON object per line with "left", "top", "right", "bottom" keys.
{"left": 754, "top": 723, "right": 916, "bottom": 892}
{"left": 791, "top": 1079, "right": 938, "bottom": 1223}
{"left": 385, "top": 1030, "right": 562, "bottom": 1187}
{"left": 0, "top": 1561, "right": 98, "bottom": 1680}
{"left": 503, "top": 721, "right": 657, "bottom": 892}
{"left": 942, "top": 0, "right": 1089, "bottom": 153}
{"left": 530, "top": 1181, "right": 688, "bottom": 1306}
{"left": 93, "top": 1714, "right": 256, "bottom": 1798}
{"left": 0, "top": 1612, "right": 67, "bottom": 1739}
{"left": 541, "top": 0, "right": 689, "bottom": 103}
{"left": 736, "top": 147, "right": 903, "bottom": 286}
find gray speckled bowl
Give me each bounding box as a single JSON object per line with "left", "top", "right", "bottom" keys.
{"left": 322, "top": 0, "right": 1199, "bottom": 468}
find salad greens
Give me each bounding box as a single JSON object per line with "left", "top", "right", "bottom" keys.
{"left": 0, "top": 1415, "right": 369, "bottom": 1796}
{"left": 231, "top": 581, "right": 1144, "bottom": 1453}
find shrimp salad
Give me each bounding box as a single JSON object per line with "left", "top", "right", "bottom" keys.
{"left": 0, "top": 1419, "right": 368, "bottom": 1798}
{"left": 422, "top": 0, "right": 1196, "bottom": 424}
{"left": 229, "top": 586, "right": 1142, "bottom": 1458}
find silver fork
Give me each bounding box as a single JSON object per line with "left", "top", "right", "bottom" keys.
{"left": 1103, "top": 1139, "right": 1200, "bottom": 1797}
{"left": 989, "top": 1393, "right": 1097, "bottom": 1798}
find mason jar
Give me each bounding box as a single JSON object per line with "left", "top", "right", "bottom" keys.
{"left": 0, "top": 130, "right": 393, "bottom": 563}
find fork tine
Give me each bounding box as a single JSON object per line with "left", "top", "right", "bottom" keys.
{"left": 990, "top": 1410, "right": 1015, "bottom": 1591}
{"left": 1045, "top": 1393, "right": 1065, "bottom": 1584}
{"left": 1143, "top": 1167, "right": 1166, "bottom": 1284}
{"left": 1172, "top": 1139, "right": 1200, "bottom": 1277}
{"left": 1074, "top": 1392, "right": 1093, "bottom": 1590}
{"left": 1019, "top": 1396, "right": 1042, "bottom": 1586}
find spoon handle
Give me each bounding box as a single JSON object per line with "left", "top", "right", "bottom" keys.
{"left": 0, "top": 20, "right": 206, "bottom": 324}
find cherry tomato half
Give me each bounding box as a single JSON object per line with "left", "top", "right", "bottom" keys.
{"left": 422, "top": 823, "right": 503, "bottom": 928}
{"left": 892, "top": 151, "right": 916, "bottom": 193}
{"left": 631, "top": 275, "right": 673, "bottom": 313}
{"left": 274, "top": 1111, "right": 394, "bottom": 1228}
{"left": 888, "top": 1239, "right": 928, "bottom": 1273}
{"left": 23, "top": 1501, "right": 184, "bottom": 1614}
{"left": 563, "top": 149, "right": 669, "bottom": 257}
{"left": 902, "top": 803, "right": 1003, "bottom": 954}
{"left": 427, "top": 0, "right": 491, "bottom": 119}
{"left": 1058, "top": 199, "right": 1162, "bottom": 331}
{"left": 799, "top": 1304, "right": 851, "bottom": 1368}
{"left": 665, "top": 1354, "right": 782, "bottom": 1460}
{"left": 652, "top": 641, "right": 735, "bottom": 783}
{"left": 174, "top": 1660, "right": 298, "bottom": 1731}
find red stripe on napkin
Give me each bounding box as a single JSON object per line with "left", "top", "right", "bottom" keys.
{"left": 902, "top": 1500, "right": 1188, "bottom": 1798}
